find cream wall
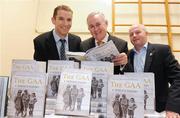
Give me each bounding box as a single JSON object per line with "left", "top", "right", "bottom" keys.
{"left": 0, "top": 0, "right": 180, "bottom": 76}
{"left": 0, "top": 0, "right": 39, "bottom": 75}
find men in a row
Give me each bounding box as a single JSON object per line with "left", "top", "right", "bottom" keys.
{"left": 33, "top": 5, "right": 180, "bottom": 117}
{"left": 33, "top": 5, "right": 128, "bottom": 74}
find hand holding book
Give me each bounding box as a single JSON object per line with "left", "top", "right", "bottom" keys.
{"left": 112, "top": 52, "right": 127, "bottom": 66}
{"left": 112, "top": 52, "right": 127, "bottom": 74}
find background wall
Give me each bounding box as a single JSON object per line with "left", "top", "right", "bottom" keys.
{"left": 0, "top": 0, "right": 179, "bottom": 76}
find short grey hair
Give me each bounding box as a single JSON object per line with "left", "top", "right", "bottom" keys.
{"left": 87, "top": 12, "right": 107, "bottom": 23}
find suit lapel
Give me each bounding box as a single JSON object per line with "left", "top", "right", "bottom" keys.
{"left": 129, "top": 50, "right": 135, "bottom": 72}
{"left": 46, "top": 31, "right": 60, "bottom": 59}
{"left": 68, "top": 34, "right": 74, "bottom": 51}
{"left": 144, "top": 43, "right": 155, "bottom": 72}
{"left": 90, "top": 37, "right": 96, "bottom": 49}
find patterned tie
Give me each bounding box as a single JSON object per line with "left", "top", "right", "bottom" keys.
{"left": 97, "top": 41, "right": 104, "bottom": 46}
{"left": 59, "top": 39, "right": 66, "bottom": 60}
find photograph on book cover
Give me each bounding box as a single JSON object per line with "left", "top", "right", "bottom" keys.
{"left": 8, "top": 72, "right": 46, "bottom": 118}
{"left": 47, "top": 73, "right": 61, "bottom": 98}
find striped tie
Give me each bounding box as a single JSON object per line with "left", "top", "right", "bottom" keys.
{"left": 59, "top": 39, "right": 66, "bottom": 60}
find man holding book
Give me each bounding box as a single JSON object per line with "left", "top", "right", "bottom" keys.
{"left": 80, "top": 12, "right": 128, "bottom": 74}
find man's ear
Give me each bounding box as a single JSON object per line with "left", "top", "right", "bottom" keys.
{"left": 51, "top": 17, "right": 55, "bottom": 25}
{"left": 105, "top": 20, "right": 108, "bottom": 26}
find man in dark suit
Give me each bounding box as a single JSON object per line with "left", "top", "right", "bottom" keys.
{"left": 80, "top": 12, "right": 128, "bottom": 74}
{"left": 128, "top": 24, "right": 180, "bottom": 117}
{"left": 33, "top": 5, "right": 81, "bottom": 61}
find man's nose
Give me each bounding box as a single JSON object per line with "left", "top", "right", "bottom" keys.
{"left": 133, "top": 33, "right": 137, "bottom": 37}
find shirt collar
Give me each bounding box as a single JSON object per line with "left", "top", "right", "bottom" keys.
{"left": 53, "top": 29, "right": 68, "bottom": 43}
{"left": 133, "top": 42, "right": 148, "bottom": 53}
{"left": 95, "top": 33, "right": 109, "bottom": 44}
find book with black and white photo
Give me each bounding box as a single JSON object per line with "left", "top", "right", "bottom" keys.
{"left": 46, "top": 60, "right": 77, "bottom": 114}
{"left": 81, "top": 61, "right": 113, "bottom": 118}
{"left": 55, "top": 69, "right": 92, "bottom": 116}
{"left": 89, "top": 74, "right": 108, "bottom": 118}
{"left": 66, "top": 40, "right": 119, "bottom": 62}
{"left": 7, "top": 72, "right": 46, "bottom": 118}
{"left": 142, "top": 73, "right": 155, "bottom": 113}
{"left": 85, "top": 40, "right": 119, "bottom": 61}
{"left": 107, "top": 73, "right": 144, "bottom": 118}
{"left": 124, "top": 73, "right": 155, "bottom": 114}
{"left": 66, "top": 51, "right": 86, "bottom": 62}
{"left": 0, "top": 76, "right": 9, "bottom": 118}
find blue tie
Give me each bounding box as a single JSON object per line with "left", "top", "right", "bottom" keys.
{"left": 59, "top": 39, "right": 66, "bottom": 60}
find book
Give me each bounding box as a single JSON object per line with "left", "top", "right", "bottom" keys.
{"left": 66, "top": 51, "right": 86, "bottom": 61}
{"left": 11, "top": 59, "right": 46, "bottom": 73}
{"left": 85, "top": 40, "right": 119, "bottom": 61}
{"left": 46, "top": 60, "right": 77, "bottom": 114}
{"left": 0, "top": 76, "right": 9, "bottom": 117}
{"left": 81, "top": 61, "right": 114, "bottom": 74}
{"left": 7, "top": 72, "right": 46, "bottom": 118}
{"left": 107, "top": 73, "right": 144, "bottom": 118}
{"left": 81, "top": 61, "right": 114, "bottom": 118}
{"left": 125, "top": 73, "right": 155, "bottom": 113}
{"left": 55, "top": 69, "right": 92, "bottom": 116}
{"left": 142, "top": 73, "right": 155, "bottom": 113}
{"left": 90, "top": 73, "right": 108, "bottom": 118}
{"left": 67, "top": 40, "right": 119, "bottom": 62}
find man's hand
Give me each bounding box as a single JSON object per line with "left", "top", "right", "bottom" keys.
{"left": 166, "top": 111, "right": 180, "bottom": 118}
{"left": 112, "top": 53, "right": 127, "bottom": 66}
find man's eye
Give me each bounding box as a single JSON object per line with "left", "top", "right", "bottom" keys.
{"left": 89, "top": 26, "right": 94, "bottom": 29}
{"left": 57, "top": 17, "right": 64, "bottom": 20}
{"left": 67, "top": 18, "right": 72, "bottom": 22}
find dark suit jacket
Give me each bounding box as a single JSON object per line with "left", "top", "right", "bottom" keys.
{"left": 127, "top": 43, "right": 180, "bottom": 113}
{"left": 33, "top": 30, "right": 81, "bottom": 61}
{"left": 80, "top": 34, "right": 128, "bottom": 74}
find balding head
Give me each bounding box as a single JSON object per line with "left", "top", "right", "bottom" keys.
{"left": 129, "top": 24, "right": 147, "bottom": 33}
{"left": 129, "top": 24, "right": 148, "bottom": 51}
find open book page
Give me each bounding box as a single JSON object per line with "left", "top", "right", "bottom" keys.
{"left": 85, "top": 40, "right": 119, "bottom": 61}
{"left": 66, "top": 52, "right": 86, "bottom": 61}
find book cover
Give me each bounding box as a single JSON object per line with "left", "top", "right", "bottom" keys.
{"left": 11, "top": 59, "right": 46, "bottom": 73}
{"left": 55, "top": 69, "right": 92, "bottom": 116}
{"left": 124, "top": 73, "right": 155, "bottom": 114}
{"left": 90, "top": 74, "right": 108, "bottom": 118}
{"left": 8, "top": 72, "right": 46, "bottom": 118}
{"left": 46, "top": 60, "right": 76, "bottom": 114}
{"left": 0, "top": 76, "right": 8, "bottom": 117}
{"left": 142, "top": 73, "right": 155, "bottom": 113}
{"left": 107, "top": 74, "right": 144, "bottom": 118}
{"left": 81, "top": 61, "right": 114, "bottom": 74}
{"left": 81, "top": 61, "right": 114, "bottom": 118}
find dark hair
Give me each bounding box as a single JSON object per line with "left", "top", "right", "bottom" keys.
{"left": 53, "top": 5, "right": 73, "bottom": 18}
